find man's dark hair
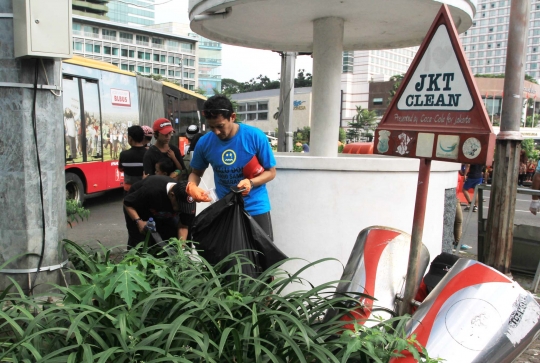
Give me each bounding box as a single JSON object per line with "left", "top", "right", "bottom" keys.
{"left": 127, "top": 125, "right": 144, "bottom": 143}
{"left": 156, "top": 158, "right": 176, "bottom": 175}
{"left": 203, "top": 94, "right": 233, "bottom": 119}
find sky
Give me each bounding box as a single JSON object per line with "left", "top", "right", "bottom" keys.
{"left": 153, "top": 0, "right": 313, "bottom": 83}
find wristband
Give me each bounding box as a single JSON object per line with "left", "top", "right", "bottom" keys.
{"left": 249, "top": 179, "right": 254, "bottom": 188}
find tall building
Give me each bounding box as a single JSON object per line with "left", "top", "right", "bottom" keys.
{"left": 190, "top": 34, "right": 222, "bottom": 96}
{"left": 72, "top": 0, "right": 109, "bottom": 21}
{"left": 146, "top": 23, "right": 223, "bottom": 95}
{"left": 72, "top": 15, "right": 198, "bottom": 89}
{"left": 107, "top": 0, "right": 155, "bottom": 26}
{"left": 341, "top": 48, "right": 418, "bottom": 122}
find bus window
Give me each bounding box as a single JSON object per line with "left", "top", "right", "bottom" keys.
{"left": 81, "top": 79, "right": 103, "bottom": 160}
{"left": 63, "top": 76, "right": 81, "bottom": 162}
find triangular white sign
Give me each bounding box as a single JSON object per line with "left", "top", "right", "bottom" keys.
{"left": 397, "top": 24, "right": 473, "bottom": 111}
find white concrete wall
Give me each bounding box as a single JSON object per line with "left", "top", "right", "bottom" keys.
{"left": 267, "top": 154, "right": 460, "bottom": 290}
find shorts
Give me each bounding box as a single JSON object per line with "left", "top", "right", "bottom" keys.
{"left": 463, "top": 177, "right": 483, "bottom": 190}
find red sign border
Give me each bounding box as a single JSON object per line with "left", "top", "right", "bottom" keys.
{"left": 374, "top": 4, "right": 495, "bottom": 165}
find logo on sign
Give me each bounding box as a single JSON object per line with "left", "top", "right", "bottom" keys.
{"left": 397, "top": 24, "right": 473, "bottom": 111}
{"left": 111, "top": 88, "right": 131, "bottom": 107}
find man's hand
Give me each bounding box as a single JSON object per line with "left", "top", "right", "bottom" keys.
{"left": 186, "top": 182, "right": 212, "bottom": 202}
{"left": 136, "top": 219, "right": 146, "bottom": 234}
{"left": 530, "top": 200, "right": 540, "bottom": 215}
{"left": 237, "top": 179, "right": 253, "bottom": 196}
{"left": 166, "top": 148, "right": 177, "bottom": 162}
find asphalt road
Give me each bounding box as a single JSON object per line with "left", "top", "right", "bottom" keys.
{"left": 65, "top": 186, "right": 540, "bottom": 255}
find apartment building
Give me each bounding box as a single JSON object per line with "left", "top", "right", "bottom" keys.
{"left": 72, "top": 15, "right": 198, "bottom": 90}
{"left": 72, "top": 0, "right": 109, "bottom": 21}
{"left": 107, "top": 0, "right": 155, "bottom": 26}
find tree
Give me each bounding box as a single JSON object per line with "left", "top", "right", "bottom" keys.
{"left": 348, "top": 106, "right": 378, "bottom": 142}
{"left": 293, "top": 126, "right": 311, "bottom": 144}
{"left": 339, "top": 127, "right": 346, "bottom": 144}
{"left": 221, "top": 70, "right": 313, "bottom": 95}
{"left": 294, "top": 69, "right": 312, "bottom": 88}
{"left": 388, "top": 74, "right": 404, "bottom": 102}
{"left": 194, "top": 87, "right": 207, "bottom": 96}
{"left": 522, "top": 139, "right": 539, "bottom": 160}
{"left": 526, "top": 114, "right": 540, "bottom": 128}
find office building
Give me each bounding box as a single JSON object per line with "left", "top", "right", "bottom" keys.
{"left": 72, "top": 15, "right": 198, "bottom": 90}
{"left": 146, "top": 23, "right": 223, "bottom": 95}
{"left": 107, "top": 0, "right": 155, "bottom": 26}
{"left": 72, "top": 0, "right": 109, "bottom": 21}
{"left": 341, "top": 48, "right": 418, "bottom": 122}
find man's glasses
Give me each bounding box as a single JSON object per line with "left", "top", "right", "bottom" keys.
{"left": 203, "top": 109, "right": 231, "bottom": 118}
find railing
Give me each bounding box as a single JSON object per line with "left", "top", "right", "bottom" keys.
{"left": 199, "top": 57, "right": 221, "bottom": 65}
{"left": 84, "top": 32, "right": 100, "bottom": 38}
{"left": 136, "top": 40, "right": 149, "bottom": 46}
{"left": 73, "top": 30, "right": 83, "bottom": 36}
{"left": 199, "top": 74, "right": 222, "bottom": 79}
{"left": 103, "top": 35, "right": 116, "bottom": 41}
{"left": 152, "top": 43, "right": 164, "bottom": 49}
{"left": 120, "top": 38, "right": 133, "bottom": 44}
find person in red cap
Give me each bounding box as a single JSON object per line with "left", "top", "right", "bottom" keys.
{"left": 143, "top": 118, "right": 187, "bottom": 178}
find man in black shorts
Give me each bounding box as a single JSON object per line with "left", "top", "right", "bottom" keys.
{"left": 123, "top": 175, "right": 195, "bottom": 248}
{"left": 462, "top": 163, "right": 484, "bottom": 212}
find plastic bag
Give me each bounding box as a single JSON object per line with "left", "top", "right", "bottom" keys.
{"left": 190, "top": 191, "right": 287, "bottom": 277}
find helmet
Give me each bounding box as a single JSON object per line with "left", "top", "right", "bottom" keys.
{"left": 142, "top": 125, "right": 154, "bottom": 137}
{"left": 186, "top": 124, "right": 199, "bottom": 139}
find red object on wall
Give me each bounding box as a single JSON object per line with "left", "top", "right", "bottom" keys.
{"left": 342, "top": 142, "right": 374, "bottom": 154}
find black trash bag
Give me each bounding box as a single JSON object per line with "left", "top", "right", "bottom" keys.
{"left": 190, "top": 191, "right": 287, "bottom": 278}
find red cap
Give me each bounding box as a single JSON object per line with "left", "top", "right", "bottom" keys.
{"left": 153, "top": 118, "right": 174, "bottom": 134}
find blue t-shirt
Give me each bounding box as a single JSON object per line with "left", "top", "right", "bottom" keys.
{"left": 191, "top": 123, "right": 276, "bottom": 216}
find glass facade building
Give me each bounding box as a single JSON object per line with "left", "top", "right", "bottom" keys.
{"left": 107, "top": 0, "right": 155, "bottom": 26}
{"left": 459, "top": 0, "right": 539, "bottom": 81}
{"left": 190, "top": 34, "right": 222, "bottom": 96}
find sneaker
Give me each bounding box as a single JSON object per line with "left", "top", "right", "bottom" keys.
{"left": 460, "top": 244, "right": 472, "bottom": 251}
{"left": 473, "top": 206, "right": 478, "bottom": 212}
{"left": 464, "top": 205, "right": 471, "bottom": 211}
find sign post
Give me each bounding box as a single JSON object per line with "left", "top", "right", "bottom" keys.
{"left": 373, "top": 4, "right": 496, "bottom": 315}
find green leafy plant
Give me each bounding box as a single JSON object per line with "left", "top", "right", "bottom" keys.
{"left": 66, "top": 199, "right": 90, "bottom": 228}
{"left": 0, "top": 240, "right": 437, "bottom": 362}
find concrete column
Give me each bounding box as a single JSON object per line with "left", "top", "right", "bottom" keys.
{"left": 310, "top": 17, "right": 344, "bottom": 157}
{"left": 277, "top": 52, "right": 296, "bottom": 152}
{"left": 0, "top": 0, "right": 66, "bottom": 292}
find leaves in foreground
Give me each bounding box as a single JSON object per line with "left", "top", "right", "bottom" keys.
{"left": 0, "top": 239, "right": 438, "bottom": 362}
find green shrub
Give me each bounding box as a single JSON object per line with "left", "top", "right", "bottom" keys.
{"left": 0, "top": 240, "right": 437, "bottom": 362}
{"left": 66, "top": 199, "right": 90, "bottom": 228}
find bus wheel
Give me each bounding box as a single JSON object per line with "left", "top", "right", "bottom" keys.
{"left": 66, "top": 173, "right": 85, "bottom": 204}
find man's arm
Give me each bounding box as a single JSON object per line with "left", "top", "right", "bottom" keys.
{"left": 124, "top": 204, "right": 147, "bottom": 233}
{"left": 188, "top": 168, "right": 205, "bottom": 186}
{"left": 250, "top": 167, "right": 276, "bottom": 187}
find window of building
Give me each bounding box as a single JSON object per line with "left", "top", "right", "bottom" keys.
{"left": 121, "top": 64, "right": 128, "bottom": 70}
{"left": 175, "top": 71, "right": 181, "bottom": 77}
{"left": 189, "top": 85, "right": 194, "bottom": 90}
{"left": 258, "top": 113, "right": 268, "bottom": 120}
{"left": 84, "top": 26, "right": 99, "bottom": 36}
{"left": 153, "top": 68, "right": 160, "bottom": 74}
{"left": 489, "top": 27, "right": 494, "bottom": 32}
{"left": 94, "top": 45, "right": 100, "bottom": 53}
{"left": 168, "top": 56, "right": 175, "bottom": 64}
{"left": 248, "top": 103, "right": 257, "bottom": 111}
{"left": 168, "top": 40, "right": 180, "bottom": 50}
{"left": 236, "top": 114, "right": 246, "bottom": 121}
{"left": 112, "top": 62, "right": 118, "bottom": 67}
{"left": 237, "top": 104, "right": 246, "bottom": 112}
{"left": 136, "top": 35, "right": 149, "bottom": 43}
{"left": 129, "top": 65, "right": 135, "bottom": 72}
{"left": 73, "top": 41, "right": 83, "bottom": 51}
{"left": 73, "top": 23, "right": 82, "bottom": 32}
{"left": 258, "top": 102, "right": 268, "bottom": 110}
{"left": 160, "top": 55, "right": 166, "bottom": 62}
{"left": 145, "top": 67, "right": 150, "bottom": 73}
{"left": 129, "top": 50, "right": 135, "bottom": 58}
{"left": 104, "top": 46, "right": 111, "bottom": 55}
{"left": 102, "top": 29, "right": 116, "bottom": 39}
{"left": 160, "top": 69, "right": 165, "bottom": 75}
{"left": 112, "top": 47, "right": 119, "bottom": 56}
{"left": 373, "top": 98, "right": 384, "bottom": 105}
{"left": 152, "top": 38, "right": 163, "bottom": 46}
{"left": 138, "top": 51, "right": 144, "bottom": 59}
{"left": 247, "top": 113, "right": 257, "bottom": 121}
{"left": 189, "top": 72, "right": 195, "bottom": 79}
{"left": 120, "top": 32, "right": 133, "bottom": 42}
{"left": 145, "top": 52, "right": 151, "bottom": 60}
{"left": 153, "top": 54, "right": 160, "bottom": 62}
{"left": 168, "top": 70, "right": 174, "bottom": 76}
{"left": 137, "top": 66, "right": 144, "bottom": 73}
{"left": 85, "top": 43, "right": 93, "bottom": 53}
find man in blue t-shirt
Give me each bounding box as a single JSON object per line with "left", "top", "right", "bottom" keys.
{"left": 186, "top": 95, "right": 277, "bottom": 239}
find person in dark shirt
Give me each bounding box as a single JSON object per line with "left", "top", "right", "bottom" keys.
{"left": 118, "top": 125, "right": 147, "bottom": 193}
{"left": 462, "top": 163, "right": 484, "bottom": 212}
{"left": 124, "top": 175, "right": 195, "bottom": 248}
{"left": 143, "top": 118, "right": 186, "bottom": 177}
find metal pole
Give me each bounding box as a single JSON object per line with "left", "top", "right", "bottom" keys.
{"left": 399, "top": 158, "right": 431, "bottom": 316}
{"left": 277, "top": 52, "right": 296, "bottom": 152}
{"left": 484, "top": 0, "right": 528, "bottom": 274}
{"left": 491, "top": 95, "right": 495, "bottom": 124}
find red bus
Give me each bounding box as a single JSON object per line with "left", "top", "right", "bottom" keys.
{"left": 62, "top": 56, "right": 206, "bottom": 203}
